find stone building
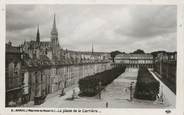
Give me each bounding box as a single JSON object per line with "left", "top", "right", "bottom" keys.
{"left": 154, "top": 52, "right": 177, "bottom": 93}
{"left": 114, "top": 53, "right": 153, "bottom": 68}
{"left": 5, "top": 15, "right": 112, "bottom": 106}
{"left": 5, "top": 41, "right": 23, "bottom": 107}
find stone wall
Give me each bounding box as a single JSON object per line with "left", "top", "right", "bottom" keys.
{"left": 26, "top": 62, "right": 113, "bottom": 104}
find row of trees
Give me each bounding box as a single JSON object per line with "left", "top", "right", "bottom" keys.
{"left": 78, "top": 65, "right": 126, "bottom": 96}
{"left": 134, "top": 67, "right": 160, "bottom": 100}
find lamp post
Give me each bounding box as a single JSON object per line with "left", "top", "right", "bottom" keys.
{"left": 159, "top": 85, "right": 164, "bottom": 103}
{"left": 98, "top": 81, "right": 102, "bottom": 99}
{"left": 159, "top": 54, "right": 163, "bottom": 78}
{"left": 130, "top": 82, "right": 134, "bottom": 101}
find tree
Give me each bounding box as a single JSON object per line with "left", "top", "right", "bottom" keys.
{"left": 110, "top": 50, "right": 122, "bottom": 62}
{"left": 132, "top": 49, "right": 145, "bottom": 54}
{"left": 151, "top": 50, "right": 166, "bottom": 58}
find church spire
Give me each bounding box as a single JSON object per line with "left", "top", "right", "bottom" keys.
{"left": 51, "top": 14, "right": 58, "bottom": 35}
{"left": 54, "top": 14, "right": 56, "bottom": 28}
{"left": 92, "top": 42, "right": 94, "bottom": 54}
{"left": 36, "top": 25, "right": 40, "bottom": 42}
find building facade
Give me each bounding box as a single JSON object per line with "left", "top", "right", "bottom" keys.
{"left": 5, "top": 42, "right": 23, "bottom": 107}
{"left": 114, "top": 53, "right": 153, "bottom": 68}
{"left": 153, "top": 52, "right": 177, "bottom": 93}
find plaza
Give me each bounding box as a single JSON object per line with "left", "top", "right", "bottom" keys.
{"left": 21, "top": 68, "right": 171, "bottom": 108}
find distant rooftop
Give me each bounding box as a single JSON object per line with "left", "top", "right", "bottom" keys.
{"left": 6, "top": 41, "right": 21, "bottom": 54}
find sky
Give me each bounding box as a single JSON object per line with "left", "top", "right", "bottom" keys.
{"left": 6, "top": 5, "right": 177, "bottom": 53}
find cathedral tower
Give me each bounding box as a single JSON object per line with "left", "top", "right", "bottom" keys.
{"left": 51, "top": 14, "right": 58, "bottom": 42}
{"left": 51, "top": 14, "right": 59, "bottom": 47}
{"left": 50, "top": 14, "right": 60, "bottom": 60}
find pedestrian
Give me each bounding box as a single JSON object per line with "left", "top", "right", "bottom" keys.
{"left": 72, "top": 89, "right": 75, "bottom": 100}
{"left": 60, "top": 88, "right": 65, "bottom": 96}
{"left": 106, "top": 102, "right": 108, "bottom": 108}
{"left": 125, "top": 88, "right": 128, "bottom": 93}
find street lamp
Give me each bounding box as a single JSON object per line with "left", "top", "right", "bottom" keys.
{"left": 98, "top": 81, "right": 102, "bottom": 99}
{"left": 159, "top": 54, "right": 163, "bottom": 78}
{"left": 129, "top": 82, "right": 134, "bottom": 101}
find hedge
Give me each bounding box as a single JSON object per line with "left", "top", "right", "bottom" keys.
{"left": 78, "top": 65, "right": 126, "bottom": 96}
{"left": 134, "top": 67, "right": 160, "bottom": 100}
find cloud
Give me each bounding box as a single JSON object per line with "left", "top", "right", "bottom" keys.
{"left": 6, "top": 5, "right": 177, "bottom": 52}
{"left": 115, "top": 5, "right": 176, "bottom": 38}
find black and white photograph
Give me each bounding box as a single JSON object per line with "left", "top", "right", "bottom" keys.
{"left": 5, "top": 4, "right": 177, "bottom": 109}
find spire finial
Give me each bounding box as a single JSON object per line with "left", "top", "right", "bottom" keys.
{"left": 37, "top": 24, "right": 39, "bottom": 33}
{"left": 53, "top": 13, "right": 56, "bottom": 28}
{"left": 92, "top": 42, "right": 94, "bottom": 54}
{"left": 36, "top": 25, "right": 40, "bottom": 42}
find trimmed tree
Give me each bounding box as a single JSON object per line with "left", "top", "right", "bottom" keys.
{"left": 134, "top": 67, "right": 160, "bottom": 100}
